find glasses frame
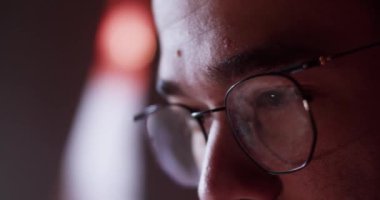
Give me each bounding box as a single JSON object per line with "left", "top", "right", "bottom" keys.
{"left": 210, "top": 73, "right": 317, "bottom": 174}
{"left": 135, "top": 41, "right": 380, "bottom": 175}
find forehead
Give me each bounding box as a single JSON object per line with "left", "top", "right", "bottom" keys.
{"left": 153, "top": 0, "right": 371, "bottom": 99}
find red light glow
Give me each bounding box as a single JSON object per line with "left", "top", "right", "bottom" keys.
{"left": 97, "top": 4, "right": 156, "bottom": 71}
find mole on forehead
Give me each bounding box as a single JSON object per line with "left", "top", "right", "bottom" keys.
{"left": 176, "top": 49, "right": 182, "bottom": 57}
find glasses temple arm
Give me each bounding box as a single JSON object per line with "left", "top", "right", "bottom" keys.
{"left": 281, "top": 41, "right": 380, "bottom": 74}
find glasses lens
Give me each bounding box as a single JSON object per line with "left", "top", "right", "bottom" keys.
{"left": 146, "top": 105, "right": 205, "bottom": 186}
{"left": 226, "top": 75, "right": 314, "bottom": 173}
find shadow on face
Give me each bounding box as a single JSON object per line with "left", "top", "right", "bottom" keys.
{"left": 151, "top": 0, "right": 380, "bottom": 199}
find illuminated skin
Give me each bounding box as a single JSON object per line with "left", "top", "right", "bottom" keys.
{"left": 152, "top": 0, "right": 380, "bottom": 199}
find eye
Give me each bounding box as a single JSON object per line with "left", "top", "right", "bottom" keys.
{"left": 256, "top": 90, "right": 286, "bottom": 108}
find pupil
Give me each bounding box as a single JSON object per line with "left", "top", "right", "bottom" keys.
{"left": 262, "top": 91, "right": 283, "bottom": 107}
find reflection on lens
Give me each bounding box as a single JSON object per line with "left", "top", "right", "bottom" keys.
{"left": 226, "top": 75, "right": 314, "bottom": 173}
{"left": 146, "top": 105, "right": 204, "bottom": 186}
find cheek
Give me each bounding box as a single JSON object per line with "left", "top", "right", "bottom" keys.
{"left": 280, "top": 59, "right": 380, "bottom": 198}
{"left": 280, "top": 136, "right": 380, "bottom": 199}
{"left": 294, "top": 65, "right": 379, "bottom": 159}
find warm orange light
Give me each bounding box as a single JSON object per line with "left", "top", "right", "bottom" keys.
{"left": 98, "top": 3, "right": 156, "bottom": 71}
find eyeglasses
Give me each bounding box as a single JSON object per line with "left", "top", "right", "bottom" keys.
{"left": 134, "top": 41, "right": 380, "bottom": 187}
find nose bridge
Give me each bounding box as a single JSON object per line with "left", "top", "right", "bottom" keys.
{"left": 191, "top": 106, "right": 226, "bottom": 119}
{"left": 197, "top": 114, "right": 282, "bottom": 200}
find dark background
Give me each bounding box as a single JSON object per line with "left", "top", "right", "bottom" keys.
{"left": 0, "top": 0, "right": 103, "bottom": 199}
{"left": 0, "top": 0, "right": 197, "bottom": 199}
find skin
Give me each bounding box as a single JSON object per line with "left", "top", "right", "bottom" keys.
{"left": 152, "top": 0, "right": 380, "bottom": 199}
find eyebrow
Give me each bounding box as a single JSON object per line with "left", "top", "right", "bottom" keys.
{"left": 205, "top": 44, "right": 321, "bottom": 83}
{"left": 156, "top": 44, "right": 321, "bottom": 97}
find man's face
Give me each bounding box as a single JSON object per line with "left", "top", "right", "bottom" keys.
{"left": 152, "top": 0, "right": 380, "bottom": 199}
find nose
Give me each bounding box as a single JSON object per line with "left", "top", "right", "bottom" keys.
{"left": 197, "top": 114, "right": 282, "bottom": 200}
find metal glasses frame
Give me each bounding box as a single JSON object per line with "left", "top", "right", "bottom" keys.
{"left": 135, "top": 41, "right": 380, "bottom": 175}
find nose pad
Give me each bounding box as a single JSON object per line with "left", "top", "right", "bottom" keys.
{"left": 197, "top": 114, "right": 282, "bottom": 200}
